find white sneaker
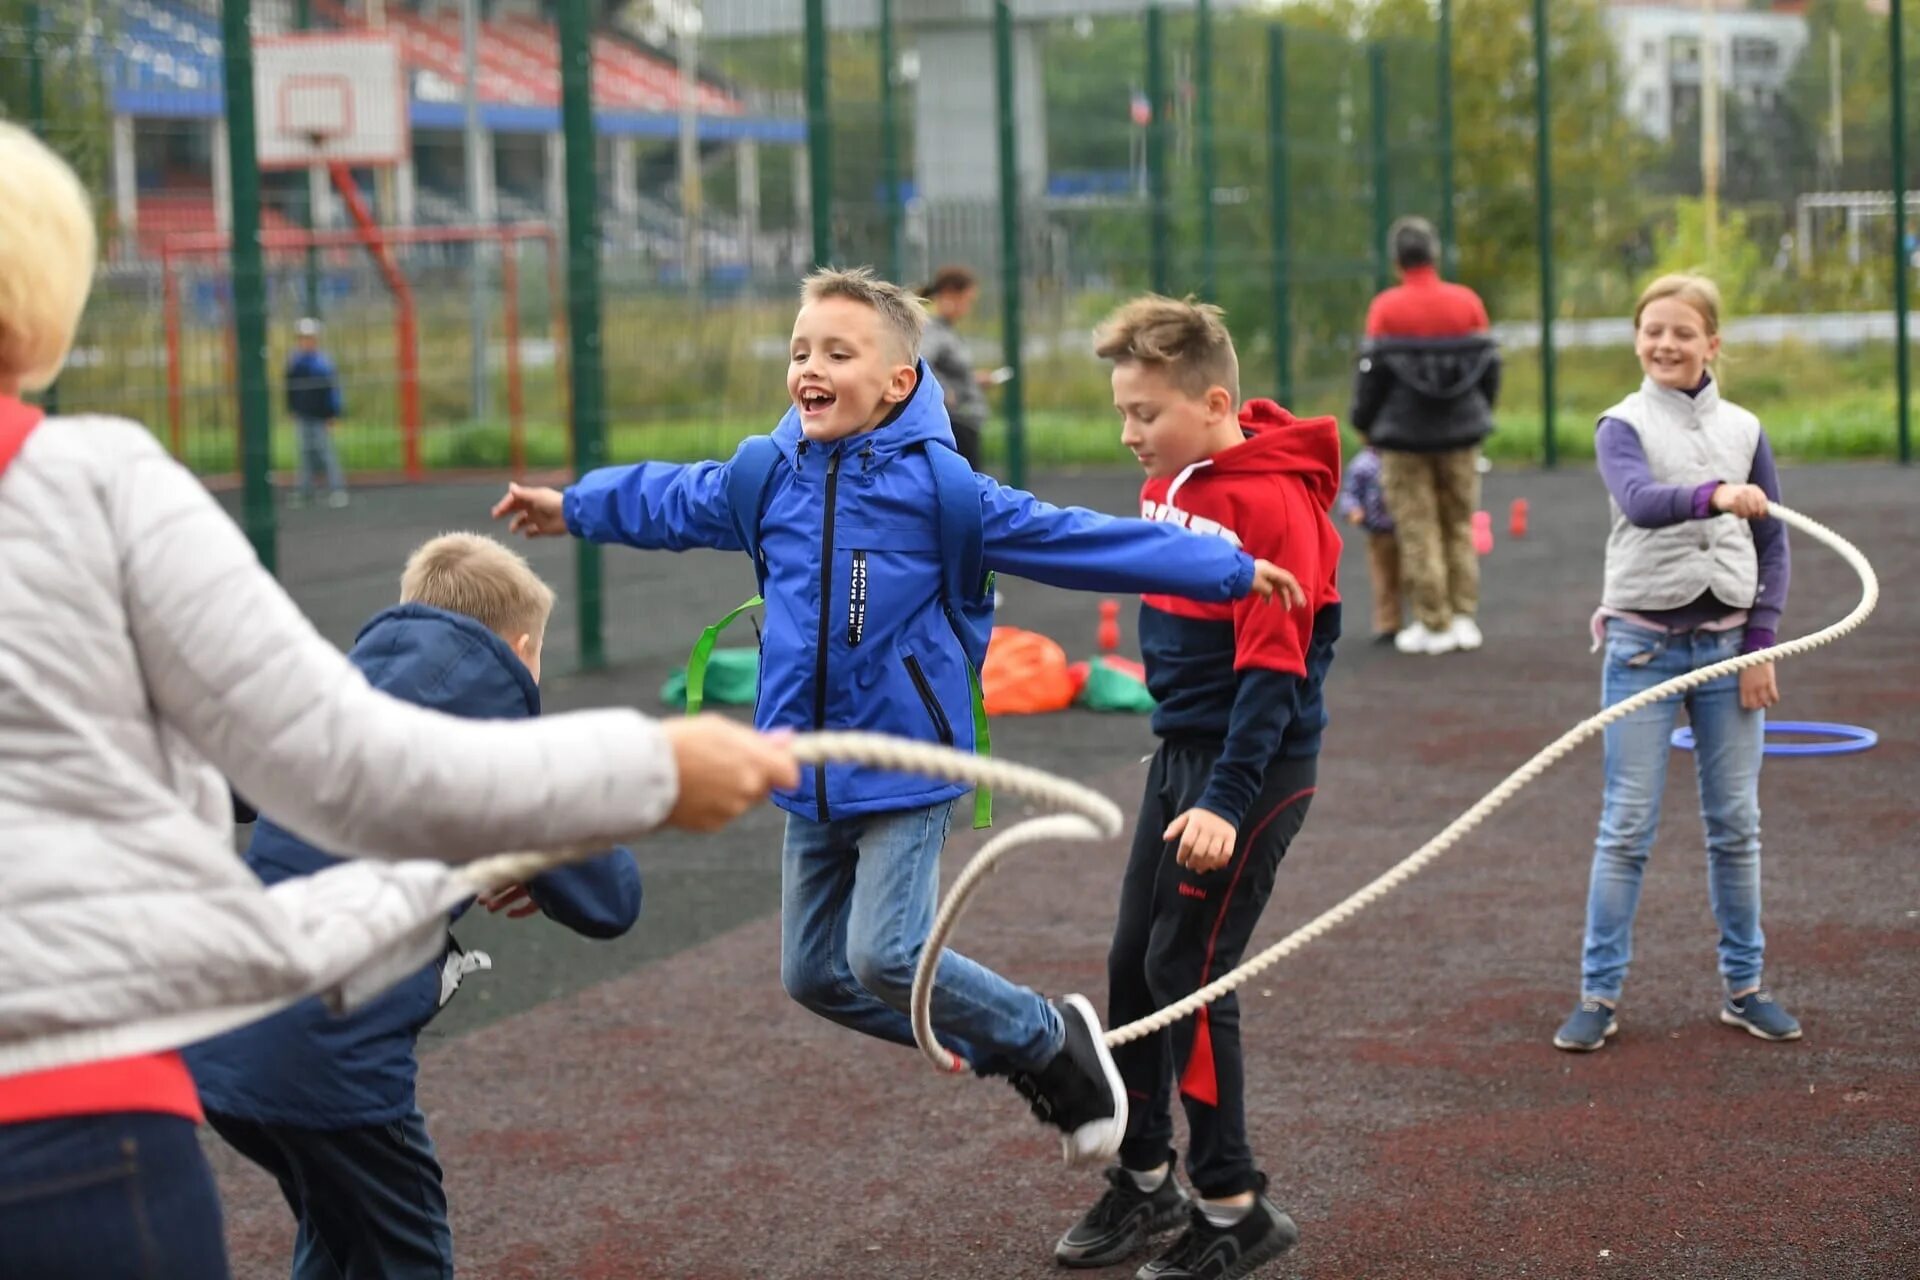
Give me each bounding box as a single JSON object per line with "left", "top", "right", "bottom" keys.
{"left": 1394, "top": 622, "right": 1458, "bottom": 656}
{"left": 327, "top": 490, "right": 350, "bottom": 509}
{"left": 1448, "top": 615, "right": 1483, "bottom": 652}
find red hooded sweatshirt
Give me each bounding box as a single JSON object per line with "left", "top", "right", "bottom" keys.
{"left": 1135, "top": 399, "right": 1344, "bottom": 828}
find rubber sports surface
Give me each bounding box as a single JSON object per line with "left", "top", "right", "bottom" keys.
{"left": 211, "top": 465, "right": 1918, "bottom": 1279}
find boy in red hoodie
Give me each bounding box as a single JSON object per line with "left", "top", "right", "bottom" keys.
{"left": 1055, "top": 297, "right": 1342, "bottom": 1280}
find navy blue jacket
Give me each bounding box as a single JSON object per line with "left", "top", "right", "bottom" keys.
{"left": 563, "top": 365, "right": 1258, "bottom": 822}
{"left": 185, "top": 604, "right": 641, "bottom": 1128}
{"left": 285, "top": 348, "right": 344, "bottom": 421}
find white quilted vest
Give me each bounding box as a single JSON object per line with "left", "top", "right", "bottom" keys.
{"left": 1600, "top": 376, "right": 1759, "bottom": 613}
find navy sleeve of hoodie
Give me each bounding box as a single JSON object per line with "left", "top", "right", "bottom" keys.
{"left": 524, "top": 848, "right": 642, "bottom": 939}
{"left": 1195, "top": 669, "right": 1299, "bottom": 829}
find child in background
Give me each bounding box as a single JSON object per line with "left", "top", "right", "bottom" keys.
{"left": 1554, "top": 273, "right": 1798, "bottom": 1053}
{"left": 493, "top": 267, "right": 1296, "bottom": 1168}
{"left": 918, "top": 263, "right": 996, "bottom": 472}
{"left": 187, "top": 534, "right": 643, "bottom": 1278}
{"left": 1053, "top": 297, "right": 1343, "bottom": 1279}
{"left": 1336, "top": 444, "right": 1401, "bottom": 643}
{"left": 285, "top": 317, "right": 349, "bottom": 509}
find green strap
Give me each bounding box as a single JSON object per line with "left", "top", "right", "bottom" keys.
{"left": 967, "top": 663, "right": 993, "bottom": 829}
{"left": 684, "top": 595, "right": 762, "bottom": 716}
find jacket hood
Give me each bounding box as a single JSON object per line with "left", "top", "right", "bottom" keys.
{"left": 1200, "top": 399, "right": 1343, "bottom": 509}
{"left": 771, "top": 360, "right": 957, "bottom": 468}
{"left": 1367, "top": 333, "right": 1500, "bottom": 400}
{"left": 350, "top": 603, "right": 539, "bottom": 719}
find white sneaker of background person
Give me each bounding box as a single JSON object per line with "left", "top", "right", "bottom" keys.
{"left": 1395, "top": 620, "right": 1459, "bottom": 656}
{"left": 1448, "top": 614, "right": 1483, "bottom": 652}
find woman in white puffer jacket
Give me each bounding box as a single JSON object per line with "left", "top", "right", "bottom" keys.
{"left": 0, "top": 123, "right": 797, "bottom": 1278}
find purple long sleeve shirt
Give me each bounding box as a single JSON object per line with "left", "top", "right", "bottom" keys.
{"left": 1595, "top": 413, "right": 1789, "bottom": 652}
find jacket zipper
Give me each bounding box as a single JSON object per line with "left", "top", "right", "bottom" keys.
{"left": 812, "top": 449, "right": 842, "bottom": 820}
{"left": 903, "top": 654, "right": 954, "bottom": 746}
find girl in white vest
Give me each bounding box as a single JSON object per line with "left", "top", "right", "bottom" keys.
{"left": 0, "top": 123, "right": 798, "bottom": 1278}
{"left": 1553, "top": 274, "right": 1799, "bottom": 1053}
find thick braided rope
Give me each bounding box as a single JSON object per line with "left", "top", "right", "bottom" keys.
{"left": 457, "top": 504, "right": 1873, "bottom": 1070}
{"left": 917, "top": 503, "right": 1877, "bottom": 1056}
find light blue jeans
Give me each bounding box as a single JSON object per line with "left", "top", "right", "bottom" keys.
{"left": 780, "top": 799, "right": 1062, "bottom": 1074}
{"left": 293, "top": 416, "right": 346, "bottom": 498}
{"left": 1581, "top": 619, "right": 1767, "bottom": 1002}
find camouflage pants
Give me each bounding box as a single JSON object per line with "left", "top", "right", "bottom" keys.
{"left": 1378, "top": 446, "right": 1480, "bottom": 631}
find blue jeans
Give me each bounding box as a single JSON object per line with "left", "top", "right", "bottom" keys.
{"left": 1581, "top": 620, "right": 1767, "bottom": 1002}
{"left": 780, "top": 799, "right": 1062, "bottom": 1074}
{"left": 293, "top": 416, "right": 346, "bottom": 498}
{"left": 206, "top": 1109, "right": 452, "bottom": 1280}
{"left": 0, "top": 1111, "right": 232, "bottom": 1279}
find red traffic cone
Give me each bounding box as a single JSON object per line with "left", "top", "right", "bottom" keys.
{"left": 1509, "top": 497, "right": 1529, "bottom": 539}
{"left": 1472, "top": 510, "right": 1494, "bottom": 556}
{"left": 1098, "top": 599, "right": 1121, "bottom": 653}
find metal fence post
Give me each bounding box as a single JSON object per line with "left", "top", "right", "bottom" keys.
{"left": 559, "top": 0, "right": 606, "bottom": 668}
{"left": 1197, "top": 0, "right": 1217, "bottom": 302}
{"left": 995, "top": 0, "right": 1026, "bottom": 490}
{"left": 296, "top": 0, "right": 323, "bottom": 320}
{"left": 805, "top": 0, "right": 832, "bottom": 268}
{"left": 1893, "top": 0, "right": 1912, "bottom": 464}
{"left": 1438, "top": 0, "right": 1457, "bottom": 275}
{"left": 27, "top": 1, "right": 58, "bottom": 415}
{"left": 1266, "top": 24, "right": 1292, "bottom": 407}
{"left": 1146, "top": 4, "right": 1171, "bottom": 295}
{"left": 220, "top": 0, "right": 277, "bottom": 571}
{"left": 1369, "top": 41, "right": 1391, "bottom": 295}
{"left": 879, "top": 0, "right": 903, "bottom": 282}
{"left": 1532, "top": 0, "right": 1556, "bottom": 468}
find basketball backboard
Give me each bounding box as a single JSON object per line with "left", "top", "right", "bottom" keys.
{"left": 253, "top": 32, "right": 408, "bottom": 171}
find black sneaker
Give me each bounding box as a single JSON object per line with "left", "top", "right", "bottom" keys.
{"left": 1137, "top": 1177, "right": 1298, "bottom": 1280}
{"left": 1004, "top": 994, "right": 1128, "bottom": 1166}
{"left": 1055, "top": 1163, "right": 1193, "bottom": 1269}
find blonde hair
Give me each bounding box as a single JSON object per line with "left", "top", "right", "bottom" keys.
{"left": 800, "top": 266, "right": 927, "bottom": 362}
{"left": 0, "top": 123, "right": 98, "bottom": 392}
{"left": 400, "top": 533, "right": 556, "bottom": 647}
{"left": 1093, "top": 294, "right": 1241, "bottom": 403}
{"left": 1634, "top": 273, "right": 1722, "bottom": 335}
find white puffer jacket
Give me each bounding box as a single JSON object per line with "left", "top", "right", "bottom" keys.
{"left": 0, "top": 416, "right": 678, "bottom": 1078}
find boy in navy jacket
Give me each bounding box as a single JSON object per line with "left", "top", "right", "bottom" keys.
{"left": 492, "top": 268, "right": 1295, "bottom": 1168}
{"left": 1053, "top": 297, "right": 1343, "bottom": 1279}
{"left": 187, "top": 534, "right": 640, "bottom": 1279}
{"left": 285, "top": 316, "right": 349, "bottom": 508}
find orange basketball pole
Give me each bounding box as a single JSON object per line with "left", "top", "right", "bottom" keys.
{"left": 327, "top": 160, "right": 422, "bottom": 479}
{"left": 500, "top": 228, "right": 525, "bottom": 479}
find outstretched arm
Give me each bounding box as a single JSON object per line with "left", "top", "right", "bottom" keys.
{"left": 978, "top": 478, "right": 1255, "bottom": 600}
{"left": 564, "top": 460, "right": 745, "bottom": 552}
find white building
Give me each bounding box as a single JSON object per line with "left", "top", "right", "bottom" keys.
{"left": 1605, "top": 1, "right": 1809, "bottom": 143}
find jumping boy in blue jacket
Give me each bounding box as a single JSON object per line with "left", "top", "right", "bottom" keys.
{"left": 187, "top": 533, "right": 641, "bottom": 1279}
{"left": 492, "top": 268, "right": 1294, "bottom": 1166}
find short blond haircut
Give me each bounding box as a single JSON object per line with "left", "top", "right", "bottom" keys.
{"left": 0, "top": 123, "right": 98, "bottom": 392}
{"left": 400, "top": 533, "right": 556, "bottom": 647}
{"left": 800, "top": 266, "right": 927, "bottom": 362}
{"left": 1094, "top": 294, "right": 1241, "bottom": 403}
{"left": 1634, "top": 273, "right": 1722, "bottom": 335}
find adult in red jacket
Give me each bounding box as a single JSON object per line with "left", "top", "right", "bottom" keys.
{"left": 1351, "top": 217, "right": 1501, "bottom": 656}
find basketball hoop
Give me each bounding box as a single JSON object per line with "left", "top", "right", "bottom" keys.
{"left": 253, "top": 33, "right": 406, "bottom": 171}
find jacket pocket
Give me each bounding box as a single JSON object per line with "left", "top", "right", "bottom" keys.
{"left": 902, "top": 653, "right": 954, "bottom": 746}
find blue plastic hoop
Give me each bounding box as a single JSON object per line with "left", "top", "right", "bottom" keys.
{"left": 1670, "top": 720, "right": 1878, "bottom": 757}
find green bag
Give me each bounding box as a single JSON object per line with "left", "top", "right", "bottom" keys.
{"left": 1077, "top": 660, "right": 1157, "bottom": 714}
{"left": 663, "top": 646, "right": 760, "bottom": 710}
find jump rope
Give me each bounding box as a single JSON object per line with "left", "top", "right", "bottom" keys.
{"left": 461, "top": 504, "right": 1877, "bottom": 1073}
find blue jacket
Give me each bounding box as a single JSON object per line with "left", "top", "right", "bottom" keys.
{"left": 564, "top": 365, "right": 1259, "bottom": 821}
{"left": 285, "top": 348, "right": 344, "bottom": 421}
{"left": 185, "top": 604, "right": 641, "bottom": 1128}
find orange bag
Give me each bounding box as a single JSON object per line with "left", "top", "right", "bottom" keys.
{"left": 981, "top": 626, "right": 1078, "bottom": 716}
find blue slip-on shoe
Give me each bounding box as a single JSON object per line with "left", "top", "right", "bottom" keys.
{"left": 1552, "top": 998, "right": 1618, "bottom": 1052}
{"left": 1720, "top": 989, "right": 1802, "bottom": 1041}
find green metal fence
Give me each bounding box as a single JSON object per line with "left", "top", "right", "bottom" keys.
{"left": 5, "top": 0, "right": 1919, "bottom": 623}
